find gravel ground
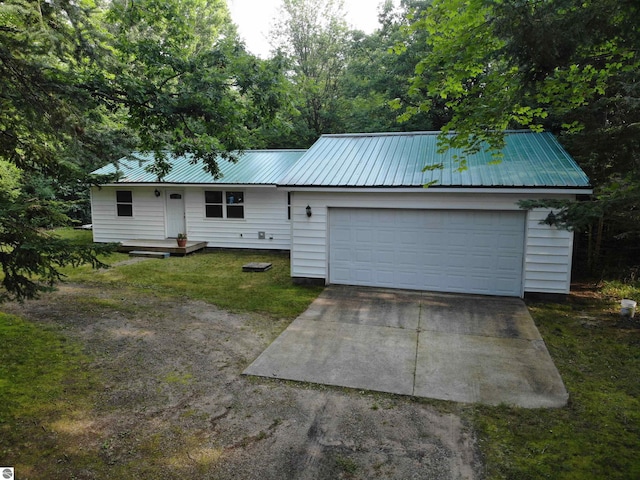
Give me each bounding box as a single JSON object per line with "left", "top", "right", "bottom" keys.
{"left": 5, "top": 283, "right": 483, "bottom": 479}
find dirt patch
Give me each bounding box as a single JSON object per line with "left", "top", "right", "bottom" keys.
{"left": 4, "top": 284, "right": 482, "bottom": 479}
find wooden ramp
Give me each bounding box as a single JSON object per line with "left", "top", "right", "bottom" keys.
{"left": 118, "top": 239, "right": 207, "bottom": 256}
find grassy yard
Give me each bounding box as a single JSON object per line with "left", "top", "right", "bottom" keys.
{"left": 1, "top": 228, "right": 639, "bottom": 478}
{"left": 0, "top": 311, "right": 97, "bottom": 477}
{"left": 58, "top": 228, "right": 323, "bottom": 319}
{"left": 470, "top": 285, "right": 640, "bottom": 479}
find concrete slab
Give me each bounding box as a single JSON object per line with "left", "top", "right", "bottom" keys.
{"left": 419, "top": 292, "right": 543, "bottom": 339}
{"left": 414, "top": 332, "right": 569, "bottom": 408}
{"left": 242, "top": 262, "right": 273, "bottom": 272}
{"left": 244, "top": 286, "right": 569, "bottom": 408}
{"left": 244, "top": 317, "right": 417, "bottom": 395}
{"left": 298, "top": 285, "right": 422, "bottom": 329}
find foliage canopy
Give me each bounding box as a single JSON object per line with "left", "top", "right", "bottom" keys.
{"left": 0, "top": 0, "right": 289, "bottom": 300}
{"left": 399, "top": 0, "right": 640, "bottom": 272}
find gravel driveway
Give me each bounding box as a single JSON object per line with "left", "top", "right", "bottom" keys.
{"left": 5, "top": 283, "right": 482, "bottom": 479}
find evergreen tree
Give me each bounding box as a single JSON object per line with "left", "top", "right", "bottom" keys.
{"left": 0, "top": 0, "right": 288, "bottom": 300}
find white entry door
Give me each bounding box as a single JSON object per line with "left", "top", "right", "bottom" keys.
{"left": 166, "top": 190, "right": 185, "bottom": 238}
{"left": 329, "top": 208, "right": 526, "bottom": 297}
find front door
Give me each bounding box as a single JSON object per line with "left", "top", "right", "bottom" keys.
{"left": 166, "top": 190, "right": 185, "bottom": 238}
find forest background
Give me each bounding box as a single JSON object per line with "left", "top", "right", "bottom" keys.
{"left": 1, "top": 0, "right": 638, "bottom": 300}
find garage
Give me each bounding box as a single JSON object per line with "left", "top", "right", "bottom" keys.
{"left": 282, "top": 131, "right": 592, "bottom": 296}
{"left": 329, "top": 208, "right": 526, "bottom": 297}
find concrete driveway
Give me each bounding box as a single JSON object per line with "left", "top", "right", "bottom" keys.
{"left": 244, "top": 286, "right": 568, "bottom": 408}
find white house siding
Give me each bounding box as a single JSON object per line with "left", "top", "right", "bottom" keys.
{"left": 91, "top": 186, "right": 166, "bottom": 242}
{"left": 290, "top": 191, "right": 577, "bottom": 295}
{"left": 524, "top": 209, "right": 574, "bottom": 294}
{"left": 91, "top": 185, "right": 291, "bottom": 249}
{"left": 184, "top": 186, "right": 291, "bottom": 250}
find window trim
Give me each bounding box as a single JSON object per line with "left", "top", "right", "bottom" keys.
{"left": 116, "top": 190, "right": 133, "bottom": 217}
{"left": 204, "top": 190, "right": 245, "bottom": 220}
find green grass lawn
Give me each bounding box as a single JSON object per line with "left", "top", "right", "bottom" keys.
{"left": 55, "top": 228, "right": 323, "bottom": 319}
{"left": 2, "top": 228, "right": 639, "bottom": 478}
{"left": 0, "top": 312, "right": 97, "bottom": 477}
{"left": 67, "top": 249, "right": 323, "bottom": 318}
{"left": 470, "top": 287, "right": 640, "bottom": 479}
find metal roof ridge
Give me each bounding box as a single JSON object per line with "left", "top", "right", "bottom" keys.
{"left": 319, "top": 131, "right": 442, "bottom": 138}
{"left": 319, "top": 129, "right": 539, "bottom": 139}
{"left": 241, "top": 149, "right": 308, "bottom": 152}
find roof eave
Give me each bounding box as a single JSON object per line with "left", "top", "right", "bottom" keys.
{"left": 277, "top": 185, "right": 593, "bottom": 195}
{"left": 95, "top": 182, "right": 279, "bottom": 188}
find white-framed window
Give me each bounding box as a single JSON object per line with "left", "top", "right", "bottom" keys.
{"left": 116, "top": 190, "right": 133, "bottom": 217}
{"left": 205, "top": 190, "right": 244, "bottom": 219}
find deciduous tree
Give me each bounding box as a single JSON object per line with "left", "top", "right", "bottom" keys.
{"left": 399, "top": 0, "right": 640, "bottom": 273}
{"left": 0, "top": 0, "right": 288, "bottom": 300}
{"left": 269, "top": 0, "right": 351, "bottom": 146}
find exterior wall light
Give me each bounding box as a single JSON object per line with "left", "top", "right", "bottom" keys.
{"left": 544, "top": 210, "right": 557, "bottom": 226}
{"left": 154, "top": 189, "right": 161, "bottom": 197}
{"left": 306, "top": 205, "right": 312, "bottom": 217}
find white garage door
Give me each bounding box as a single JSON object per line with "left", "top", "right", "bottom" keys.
{"left": 329, "top": 208, "right": 525, "bottom": 297}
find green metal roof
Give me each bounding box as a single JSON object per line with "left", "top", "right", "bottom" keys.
{"left": 92, "top": 150, "right": 307, "bottom": 184}
{"left": 93, "top": 132, "right": 590, "bottom": 189}
{"left": 278, "top": 131, "right": 591, "bottom": 188}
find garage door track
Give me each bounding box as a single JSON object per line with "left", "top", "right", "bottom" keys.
{"left": 244, "top": 286, "right": 568, "bottom": 408}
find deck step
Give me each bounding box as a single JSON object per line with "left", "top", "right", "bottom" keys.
{"left": 129, "top": 250, "right": 170, "bottom": 259}
{"left": 242, "top": 262, "right": 272, "bottom": 272}
{"left": 118, "top": 240, "right": 207, "bottom": 255}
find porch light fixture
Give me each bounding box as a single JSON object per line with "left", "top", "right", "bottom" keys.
{"left": 547, "top": 210, "right": 556, "bottom": 226}
{"left": 306, "top": 205, "right": 312, "bottom": 217}
{"left": 154, "top": 189, "right": 161, "bottom": 197}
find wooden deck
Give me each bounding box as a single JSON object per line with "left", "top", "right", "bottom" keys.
{"left": 118, "top": 239, "right": 207, "bottom": 256}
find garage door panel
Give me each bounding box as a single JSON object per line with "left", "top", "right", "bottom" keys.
{"left": 447, "top": 216, "right": 471, "bottom": 229}
{"left": 375, "top": 269, "right": 395, "bottom": 284}
{"left": 468, "top": 254, "right": 494, "bottom": 270}
{"left": 329, "top": 208, "right": 525, "bottom": 297}
{"left": 446, "top": 273, "right": 477, "bottom": 291}
{"left": 350, "top": 210, "right": 373, "bottom": 224}
{"left": 332, "top": 246, "right": 352, "bottom": 262}
{"left": 494, "top": 277, "right": 520, "bottom": 295}
{"left": 400, "top": 231, "right": 421, "bottom": 247}
{"left": 331, "top": 229, "right": 352, "bottom": 243}
{"left": 422, "top": 272, "right": 441, "bottom": 288}
{"left": 355, "top": 248, "right": 372, "bottom": 263}
{"left": 423, "top": 253, "right": 442, "bottom": 270}
{"left": 472, "top": 232, "right": 495, "bottom": 248}
{"left": 497, "top": 255, "right": 522, "bottom": 271}
{"left": 446, "top": 232, "right": 468, "bottom": 248}
{"left": 355, "top": 229, "right": 372, "bottom": 242}
{"left": 423, "top": 232, "right": 443, "bottom": 243}
{"left": 497, "top": 232, "right": 522, "bottom": 249}
{"left": 396, "top": 250, "right": 418, "bottom": 267}
{"left": 446, "top": 252, "right": 468, "bottom": 268}
{"left": 331, "top": 266, "right": 351, "bottom": 283}
{"left": 377, "top": 249, "right": 395, "bottom": 266}
{"left": 377, "top": 230, "right": 396, "bottom": 244}
{"left": 353, "top": 267, "right": 374, "bottom": 283}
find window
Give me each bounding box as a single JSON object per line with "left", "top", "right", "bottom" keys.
{"left": 205, "top": 191, "right": 223, "bottom": 218}
{"left": 116, "top": 190, "right": 133, "bottom": 217}
{"left": 205, "top": 190, "right": 244, "bottom": 219}
{"left": 287, "top": 192, "right": 291, "bottom": 220}
{"left": 226, "top": 191, "right": 244, "bottom": 218}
